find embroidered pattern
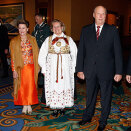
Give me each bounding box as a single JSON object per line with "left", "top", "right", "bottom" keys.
{"left": 21, "top": 40, "right": 34, "bottom": 65}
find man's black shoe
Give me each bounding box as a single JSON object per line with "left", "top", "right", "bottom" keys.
{"left": 97, "top": 125, "right": 106, "bottom": 131}
{"left": 38, "top": 85, "right": 44, "bottom": 88}
{"left": 51, "top": 110, "right": 59, "bottom": 117}
{"left": 78, "top": 119, "right": 91, "bottom": 125}
{"left": 41, "top": 102, "right": 46, "bottom": 105}
{"left": 60, "top": 109, "right": 65, "bottom": 115}
{"left": 1, "top": 73, "right": 9, "bottom": 78}
{"left": 126, "top": 126, "right": 131, "bottom": 131}
{"left": 41, "top": 99, "right": 46, "bottom": 105}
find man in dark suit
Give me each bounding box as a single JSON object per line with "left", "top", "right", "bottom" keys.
{"left": 126, "top": 49, "right": 131, "bottom": 83}
{"left": 76, "top": 6, "right": 123, "bottom": 131}
{"left": 32, "top": 13, "right": 51, "bottom": 104}
{"left": 0, "top": 19, "right": 9, "bottom": 78}
{"left": 32, "top": 13, "right": 51, "bottom": 48}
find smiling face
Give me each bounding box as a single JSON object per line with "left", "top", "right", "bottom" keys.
{"left": 52, "top": 22, "right": 63, "bottom": 36}
{"left": 18, "top": 24, "right": 28, "bottom": 36}
{"left": 93, "top": 6, "right": 106, "bottom": 26}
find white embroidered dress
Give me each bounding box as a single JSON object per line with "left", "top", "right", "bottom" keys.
{"left": 38, "top": 32, "right": 77, "bottom": 109}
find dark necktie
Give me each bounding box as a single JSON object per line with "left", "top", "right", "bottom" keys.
{"left": 96, "top": 26, "right": 100, "bottom": 40}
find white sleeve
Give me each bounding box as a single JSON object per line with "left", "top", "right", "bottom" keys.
{"left": 69, "top": 37, "right": 77, "bottom": 73}
{"left": 38, "top": 37, "right": 49, "bottom": 74}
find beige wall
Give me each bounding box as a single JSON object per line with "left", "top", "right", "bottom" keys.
{"left": 71, "top": 0, "right": 128, "bottom": 41}
{"left": 0, "top": 0, "right": 131, "bottom": 39}
{"left": 37, "top": 0, "right": 48, "bottom": 2}
{"left": 0, "top": 0, "right": 23, "bottom": 4}
{"left": 0, "top": 0, "right": 35, "bottom": 34}
{"left": 24, "top": 0, "right": 35, "bottom": 34}
{"left": 54, "top": 0, "right": 71, "bottom": 36}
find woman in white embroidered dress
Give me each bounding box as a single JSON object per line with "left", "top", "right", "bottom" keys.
{"left": 38, "top": 19, "right": 77, "bottom": 116}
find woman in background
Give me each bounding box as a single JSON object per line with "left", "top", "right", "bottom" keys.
{"left": 38, "top": 19, "right": 77, "bottom": 116}
{"left": 10, "top": 19, "right": 39, "bottom": 114}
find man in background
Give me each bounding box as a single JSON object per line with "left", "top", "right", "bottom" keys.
{"left": 0, "top": 18, "right": 9, "bottom": 78}
{"left": 32, "top": 13, "right": 51, "bottom": 48}
{"left": 32, "top": 13, "right": 51, "bottom": 104}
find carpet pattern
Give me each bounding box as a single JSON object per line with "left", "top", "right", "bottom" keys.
{"left": 0, "top": 82, "right": 131, "bottom": 131}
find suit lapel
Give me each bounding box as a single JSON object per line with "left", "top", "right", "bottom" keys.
{"left": 91, "top": 23, "right": 97, "bottom": 43}
{"left": 91, "top": 23, "right": 107, "bottom": 42}
{"left": 98, "top": 23, "right": 107, "bottom": 41}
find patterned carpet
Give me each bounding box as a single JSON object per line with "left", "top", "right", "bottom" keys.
{"left": 0, "top": 79, "right": 131, "bottom": 131}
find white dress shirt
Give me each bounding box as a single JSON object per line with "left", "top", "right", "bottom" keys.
{"left": 95, "top": 24, "right": 104, "bottom": 35}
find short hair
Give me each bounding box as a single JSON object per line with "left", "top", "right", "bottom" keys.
{"left": 93, "top": 5, "right": 107, "bottom": 14}
{"left": 35, "top": 13, "right": 43, "bottom": 18}
{"left": 17, "top": 19, "right": 29, "bottom": 28}
{"left": 50, "top": 19, "right": 65, "bottom": 32}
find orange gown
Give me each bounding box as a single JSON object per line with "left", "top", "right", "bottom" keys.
{"left": 11, "top": 40, "right": 39, "bottom": 105}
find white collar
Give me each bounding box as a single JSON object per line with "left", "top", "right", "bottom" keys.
{"left": 39, "top": 22, "right": 44, "bottom": 26}
{"left": 52, "top": 32, "right": 66, "bottom": 39}
{"left": 95, "top": 24, "right": 104, "bottom": 29}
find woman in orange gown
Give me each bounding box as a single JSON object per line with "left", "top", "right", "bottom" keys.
{"left": 10, "top": 20, "right": 39, "bottom": 114}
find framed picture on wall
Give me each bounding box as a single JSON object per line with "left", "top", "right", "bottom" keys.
{"left": 0, "top": 3, "right": 24, "bottom": 35}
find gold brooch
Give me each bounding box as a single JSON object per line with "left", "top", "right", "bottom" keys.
{"left": 56, "top": 41, "right": 61, "bottom": 47}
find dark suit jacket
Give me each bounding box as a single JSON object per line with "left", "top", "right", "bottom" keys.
{"left": 32, "top": 22, "right": 51, "bottom": 48}
{"left": 127, "top": 49, "right": 131, "bottom": 75}
{"left": 76, "top": 23, "right": 123, "bottom": 80}
{"left": 0, "top": 24, "right": 9, "bottom": 52}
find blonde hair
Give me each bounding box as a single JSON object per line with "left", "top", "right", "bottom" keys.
{"left": 51, "top": 19, "right": 65, "bottom": 32}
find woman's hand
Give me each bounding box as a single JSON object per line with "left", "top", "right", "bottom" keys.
{"left": 13, "top": 71, "right": 18, "bottom": 79}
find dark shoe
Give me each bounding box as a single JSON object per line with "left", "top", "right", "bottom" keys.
{"left": 78, "top": 119, "right": 91, "bottom": 125}
{"left": 51, "top": 110, "right": 59, "bottom": 117}
{"left": 60, "top": 109, "right": 65, "bottom": 115}
{"left": 74, "top": 96, "right": 77, "bottom": 101}
{"left": 41, "top": 102, "right": 46, "bottom": 105}
{"left": 1, "top": 73, "right": 9, "bottom": 78}
{"left": 38, "top": 84, "right": 44, "bottom": 88}
{"left": 97, "top": 124, "right": 106, "bottom": 131}
{"left": 126, "top": 127, "right": 131, "bottom": 131}
{"left": 41, "top": 97, "right": 46, "bottom": 105}
{"left": 41, "top": 99, "right": 46, "bottom": 105}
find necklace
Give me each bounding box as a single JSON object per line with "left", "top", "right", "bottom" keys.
{"left": 21, "top": 39, "right": 27, "bottom": 43}
{"left": 21, "top": 36, "right": 27, "bottom": 44}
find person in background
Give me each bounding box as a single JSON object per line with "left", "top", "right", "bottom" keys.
{"left": 32, "top": 13, "right": 51, "bottom": 48}
{"left": 0, "top": 18, "right": 9, "bottom": 78}
{"left": 126, "top": 49, "right": 131, "bottom": 83}
{"left": 76, "top": 6, "right": 123, "bottom": 131}
{"left": 38, "top": 19, "right": 77, "bottom": 117}
{"left": 32, "top": 13, "right": 51, "bottom": 104}
{"left": 10, "top": 19, "right": 39, "bottom": 114}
